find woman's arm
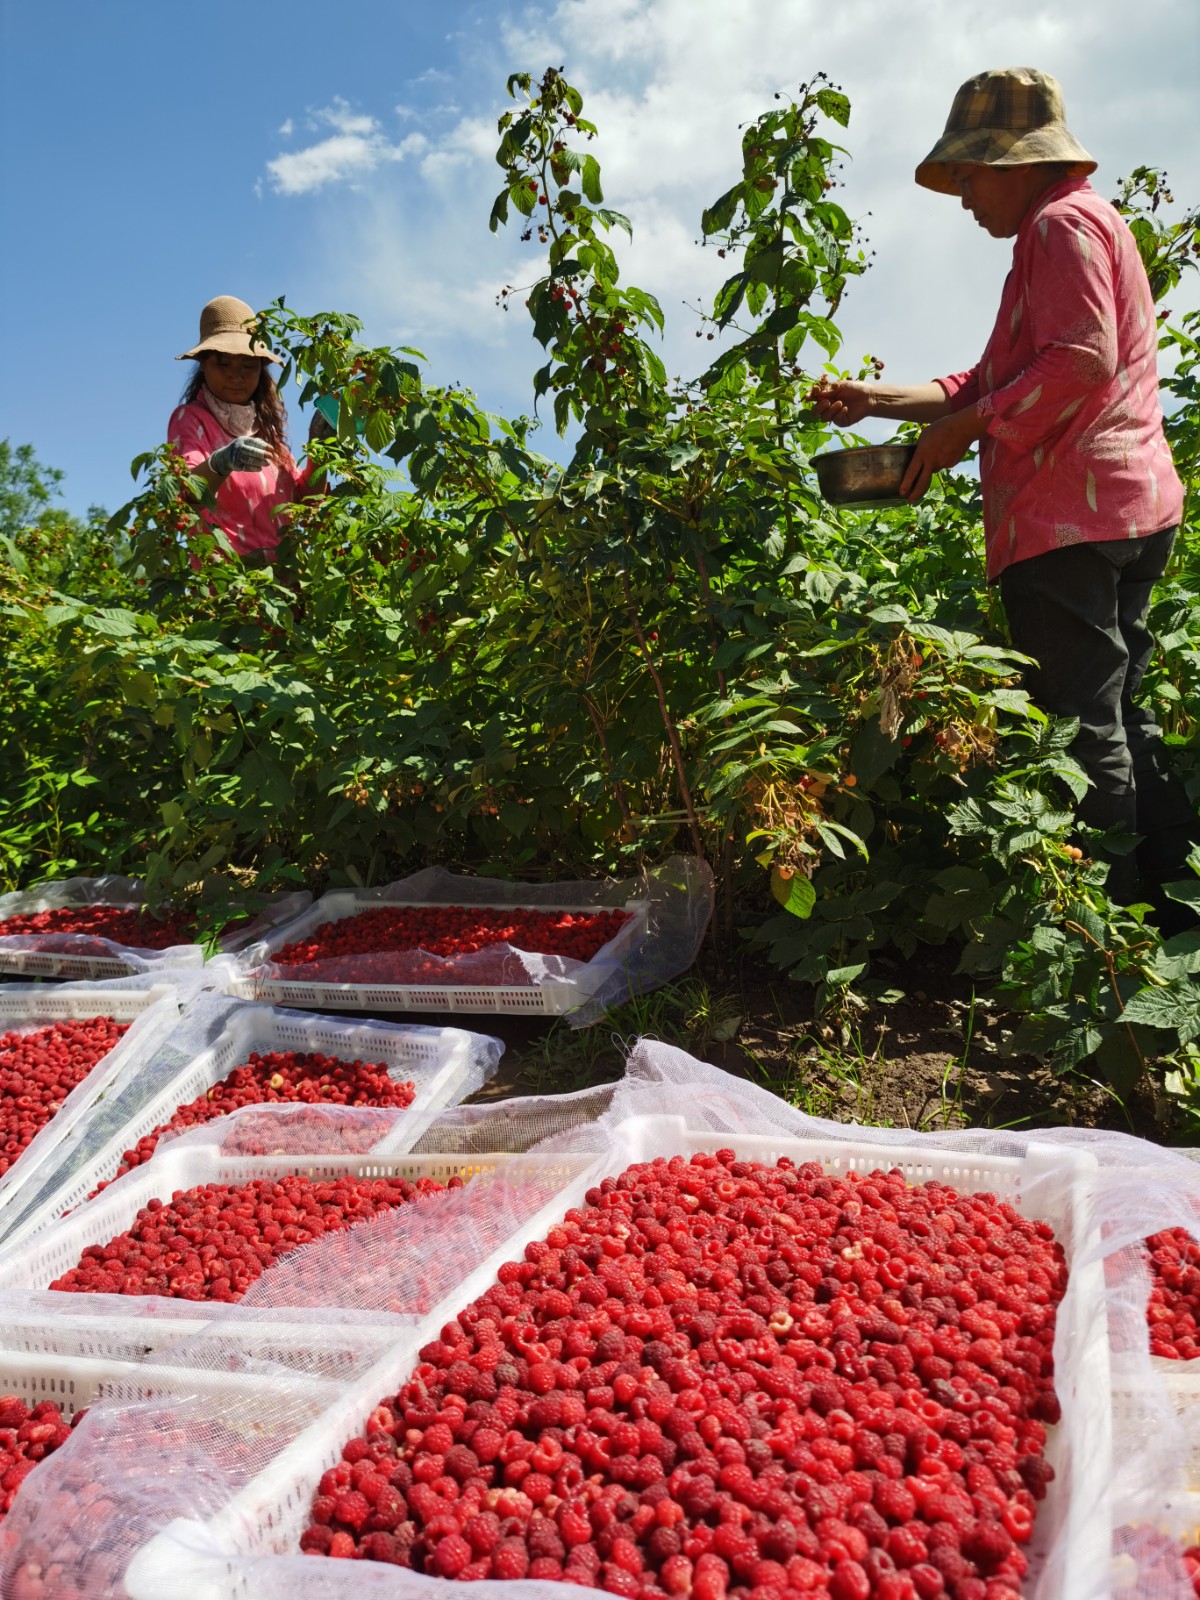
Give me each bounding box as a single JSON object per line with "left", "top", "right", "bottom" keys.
{"left": 808, "top": 380, "right": 956, "bottom": 426}
{"left": 168, "top": 405, "right": 269, "bottom": 494}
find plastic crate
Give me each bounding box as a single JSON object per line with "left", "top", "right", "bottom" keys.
{"left": 3, "top": 1003, "right": 502, "bottom": 1248}
{"left": 0, "top": 885, "right": 311, "bottom": 981}
{"left": 228, "top": 891, "right": 651, "bottom": 1014}
{"left": 1112, "top": 1357, "right": 1200, "bottom": 1494}
{"left": 125, "top": 1116, "right": 1110, "bottom": 1600}
{"left": 0, "top": 985, "right": 180, "bottom": 1241}
{"left": 0, "top": 1304, "right": 410, "bottom": 1378}
{"left": 0, "top": 1143, "right": 594, "bottom": 1332}
{"left": 0, "top": 1345, "right": 339, "bottom": 1423}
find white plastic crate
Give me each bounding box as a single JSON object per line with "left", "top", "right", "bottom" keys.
{"left": 0, "top": 1345, "right": 338, "bottom": 1424}
{"left": 1112, "top": 1357, "right": 1200, "bottom": 1494}
{"left": 0, "top": 985, "right": 180, "bottom": 1241}
{"left": 229, "top": 891, "right": 651, "bottom": 1014}
{"left": 0, "top": 1305, "right": 409, "bottom": 1377}
{"left": 0, "top": 882, "right": 311, "bottom": 981}
{"left": 126, "top": 1115, "right": 1111, "bottom": 1600}
{"left": 0, "top": 1143, "right": 593, "bottom": 1336}
{"left": 3, "top": 1003, "right": 502, "bottom": 1248}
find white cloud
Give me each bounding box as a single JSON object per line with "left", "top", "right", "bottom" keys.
{"left": 265, "top": 99, "right": 428, "bottom": 195}
{"left": 276, "top": 0, "right": 1200, "bottom": 441}
{"left": 278, "top": 117, "right": 294, "bottom": 137}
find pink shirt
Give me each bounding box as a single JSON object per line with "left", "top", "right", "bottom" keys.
{"left": 936, "top": 177, "right": 1183, "bottom": 580}
{"left": 168, "top": 397, "right": 312, "bottom": 558}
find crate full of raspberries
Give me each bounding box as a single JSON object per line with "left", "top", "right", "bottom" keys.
{"left": 0, "top": 1141, "right": 597, "bottom": 1332}
{"left": 2, "top": 1001, "right": 503, "bottom": 1249}
{"left": 230, "top": 889, "right": 651, "bottom": 1015}
{"left": 0, "top": 876, "right": 311, "bottom": 981}
{"left": 0, "top": 985, "right": 181, "bottom": 1242}
{"left": 0, "top": 1343, "right": 344, "bottom": 1566}
{"left": 125, "top": 1115, "right": 1112, "bottom": 1600}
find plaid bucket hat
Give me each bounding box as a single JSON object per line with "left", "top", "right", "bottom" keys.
{"left": 915, "top": 67, "right": 1096, "bottom": 195}
{"left": 177, "top": 296, "right": 280, "bottom": 363}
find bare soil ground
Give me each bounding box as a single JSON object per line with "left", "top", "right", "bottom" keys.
{"left": 467, "top": 942, "right": 1170, "bottom": 1142}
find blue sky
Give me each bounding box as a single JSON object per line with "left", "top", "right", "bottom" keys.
{"left": 2, "top": 0, "right": 1198, "bottom": 518}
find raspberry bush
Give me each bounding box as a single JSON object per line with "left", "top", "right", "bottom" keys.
{"left": 301, "top": 1148, "right": 1066, "bottom": 1598}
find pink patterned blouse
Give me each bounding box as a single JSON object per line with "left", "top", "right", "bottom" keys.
{"left": 167, "top": 396, "right": 313, "bottom": 558}
{"left": 936, "top": 177, "right": 1183, "bottom": 580}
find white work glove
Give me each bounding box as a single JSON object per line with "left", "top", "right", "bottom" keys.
{"left": 209, "top": 436, "right": 271, "bottom": 477}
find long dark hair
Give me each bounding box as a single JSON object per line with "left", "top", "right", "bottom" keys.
{"left": 180, "top": 360, "right": 288, "bottom": 459}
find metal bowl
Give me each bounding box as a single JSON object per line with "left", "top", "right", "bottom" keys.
{"left": 810, "top": 443, "right": 917, "bottom": 510}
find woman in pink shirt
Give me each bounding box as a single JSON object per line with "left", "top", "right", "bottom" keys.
{"left": 170, "top": 295, "right": 324, "bottom": 562}
{"left": 812, "top": 69, "right": 1194, "bottom": 914}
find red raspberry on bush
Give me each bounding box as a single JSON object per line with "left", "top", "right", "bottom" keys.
{"left": 297, "top": 1148, "right": 1067, "bottom": 1595}
{"left": 50, "top": 1171, "right": 454, "bottom": 1301}
{"left": 93, "top": 1049, "right": 417, "bottom": 1190}
{"left": 0, "top": 1016, "right": 128, "bottom": 1176}
{"left": 1143, "top": 1226, "right": 1200, "bottom": 1360}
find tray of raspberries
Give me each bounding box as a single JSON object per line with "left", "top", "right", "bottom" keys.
{"left": 0, "top": 877, "right": 311, "bottom": 980}
{"left": 0, "top": 986, "right": 180, "bottom": 1243}
{"left": 0, "top": 1145, "right": 515, "bottom": 1316}
{"left": 126, "top": 1116, "right": 1112, "bottom": 1600}
{"left": 1, "top": 1001, "right": 501, "bottom": 1250}
{"left": 230, "top": 889, "right": 650, "bottom": 1015}
{"left": 0, "top": 1341, "right": 348, "bottom": 1600}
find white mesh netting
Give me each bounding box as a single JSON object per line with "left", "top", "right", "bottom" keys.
{"left": 0, "top": 991, "right": 505, "bottom": 1249}
{"left": 234, "top": 855, "right": 715, "bottom": 1025}
{"left": 0, "top": 1043, "right": 1194, "bottom": 1599}
{"left": 0, "top": 974, "right": 191, "bottom": 1246}
{"left": 0, "top": 875, "right": 312, "bottom": 976}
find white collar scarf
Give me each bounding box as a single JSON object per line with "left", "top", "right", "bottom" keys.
{"left": 200, "top": 384, "right": 257, "bottom": 440}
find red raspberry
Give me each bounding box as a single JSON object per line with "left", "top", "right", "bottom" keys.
{"left": 464, "top": 1511, "right": 501, "bottom": 1554}
{"left": 887, "top": 1525, "right": 929, "bottom": 1568}
{"left": 333, "top": 1490, "right": 370, "bottom": 1531}
{"left": 490, "top": 1538, "right": 530, "bottom": 1579}
{"left": 430, "top": 1532, "right": 472, "bottom": 1576}
{"left": 830, "top": 1562, "right": 872, "bottom": 1600}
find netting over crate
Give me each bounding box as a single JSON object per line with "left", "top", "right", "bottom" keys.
{"left": 1, "top": 991, "right": 505, "bottom": 1248}
{"left": 0, "top": 874, "right": 312, "bottom": 979}
{"left": 0, "top": 975, "right": 185, "bottom": 1243}
{"left": 0, "top": 1045, "right": 1195, "bottom": 1597}
{"left": 230, "top": 855, "right": 714, "bottom": 1022}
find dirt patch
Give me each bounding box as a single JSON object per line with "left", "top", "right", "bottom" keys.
{"left": 468, "top": 942, "right": 1171, "bottom": 1141}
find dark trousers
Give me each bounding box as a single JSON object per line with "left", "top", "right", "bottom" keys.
{"left": 999, "top": 527, "right": 1197, "bottom": 901}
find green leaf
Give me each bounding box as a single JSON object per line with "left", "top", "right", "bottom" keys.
{"left": 364, "top": 411, "right": 396, "bottom": 455}
{"left": 581, "top": 155, "right": 603, "bottom": 205}
{"left": 825, "top": 962, "right": 867, "bottom": 986}
{"left": 770, "top": 868, "right": 815, "bottom": 919}
{"left": 1121, "top": 980, "right": 1200, "bottom": 1042}
{"left": 815, "top": 88, "right": 851, "bottom": 127}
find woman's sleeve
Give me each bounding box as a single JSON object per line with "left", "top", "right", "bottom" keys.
{"left": 167, "top": 404, "right": 213, "bottom": 470}
{"left": 934, "top": 369, "right": 981, "bottom": 410}
{"left": 978, "top": 211, "right": 1118, "bottom": 448}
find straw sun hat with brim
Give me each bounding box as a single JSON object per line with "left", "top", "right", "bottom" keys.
{"left": 176, "top": 295, "right": 281, "bottom": 363}
{"left": 915, "top": 67, "right": 1097, "bottom": 196}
